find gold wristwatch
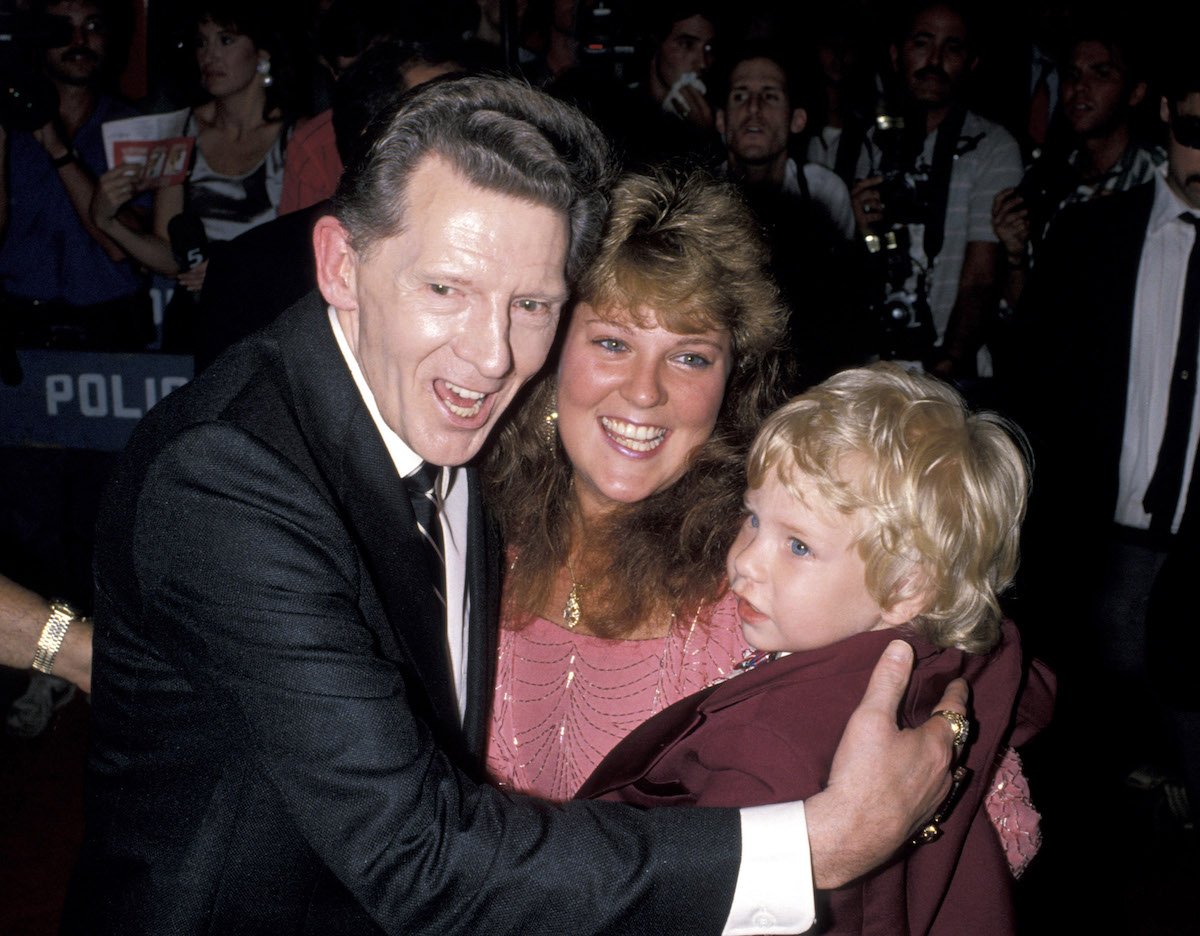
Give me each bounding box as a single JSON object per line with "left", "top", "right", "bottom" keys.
{"left": 31, "top": 600, "right": 80, "bottom": 675}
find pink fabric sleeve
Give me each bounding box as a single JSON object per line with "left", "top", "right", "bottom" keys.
{"left": 984, "top": 745, "right": 1043, "bottom": 878}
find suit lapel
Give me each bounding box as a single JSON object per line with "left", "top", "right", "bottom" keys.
{"left": 1093, "top": 185, "right": 1155, "bottom": 496}
{"left": 460, "top": 468, "right": 500, "bottom": 761}
{"left": 337, "top": 411, "right": 461, "bottom": 734}
{"left": 270, "top": 294, "right": 461, "bottom": 740}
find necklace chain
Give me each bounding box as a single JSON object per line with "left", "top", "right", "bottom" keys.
{"left": 563, "top": 556, "right": 583, "bottom": 629}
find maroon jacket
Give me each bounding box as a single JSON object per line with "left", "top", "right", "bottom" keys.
{"left": 579, "top": 622, "right": 1055, "bottom": 935}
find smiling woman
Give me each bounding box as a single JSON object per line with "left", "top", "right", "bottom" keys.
{"left": 484, "top": 167, "right": 789, "bottom": 799}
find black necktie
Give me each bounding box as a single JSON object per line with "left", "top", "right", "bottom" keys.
{"left": 1143, "top": 214, "right": 1200, "bottom": 536}
{"left": 405, "top": 462, "right": 445, "bottom": 609}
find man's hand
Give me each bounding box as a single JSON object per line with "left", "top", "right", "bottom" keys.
{"left": 804, "top": 639, "right": 967, "bottom": 889}
{"left": 850, "top": 176, "right": 885, "bottom": 235}
{"left": 991, "top": 187, "right": 1030, "bottom": 264}
{"left": 673, "top": 83, "right": 714, "bottom": 131}
{"left": 31, "top": 119, "right": 69, "bottom": 161}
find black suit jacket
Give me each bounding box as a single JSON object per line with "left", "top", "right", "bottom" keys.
{"left": 66, "top": 292, "right": 739, "bottom": 934}
{"left": 194, "top": 202, "right": 326, "bottom": 373}
{"left": 1013, "top": 180, "right": 1200, "bottom": 701}
{"left": 1013, "top": 180, "right": 1155, "bottom": 535}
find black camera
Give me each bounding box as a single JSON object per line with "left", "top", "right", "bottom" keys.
{"left": 876, "top": 167, "right": 932, "bottom": 226}
{"left": 870, "top": 111, "right": 933, "bottom": 226}
{"left": 876, "top": 287, "right": 936, "bottom": 362}
{"left": 1012, "top": 154, "right": 1076, "bottom": 248}
{"left": 863, "top": 227, "right": 937, "bottom": 363}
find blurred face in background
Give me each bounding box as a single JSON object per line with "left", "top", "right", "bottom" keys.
{"left": 195, "top": 16, "right": 267, "bottom": 99}
{"left": 1061, "top": 40, "right": 1145, "bottom": 139}
{"left": 719, "top": 57, "right": 805, "bottom": 169}
{"left": 44, "top": 0, "right": 109, "bottom": 86}
{"left": 892, "top": 4, "right": 974, "bottom": 111}
{"left": 1163, "top": 92, "right": 1200, "bottom": 211}
{"left": 653, "top": 14, "right": 717, "bottom": 90}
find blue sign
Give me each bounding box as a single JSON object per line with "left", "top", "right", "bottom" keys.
{"left": 0, "top": 350, "right": 192, "bottom": 451}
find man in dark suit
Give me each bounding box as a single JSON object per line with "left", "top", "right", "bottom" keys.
{"left": 66, "top": 75, "right": 965, "bottom": 934}
{"left": 1012, "top": 53, "right": 1200, "bottom": 923}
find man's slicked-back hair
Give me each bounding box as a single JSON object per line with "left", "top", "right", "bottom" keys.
{"left": 332, "top": 73, "right": 616, "bottom": 284}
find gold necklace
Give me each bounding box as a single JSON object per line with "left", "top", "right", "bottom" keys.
{"left": 563, "top": 556, "right": 583, "bottom": 629}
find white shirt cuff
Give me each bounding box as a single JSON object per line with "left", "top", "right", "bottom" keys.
{"left": 722, "top": 801, "right": 814, "bottom": 935}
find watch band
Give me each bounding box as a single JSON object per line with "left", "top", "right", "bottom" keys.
{"left": 31, "top": 600, "right": 78, "bottom": 674}
{"left": 51, "top": 149, "right": 77, "bottom": 169}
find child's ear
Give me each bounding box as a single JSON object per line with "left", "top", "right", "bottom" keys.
{"left": 880, "top": 569, "right": 933, "bottom": 626}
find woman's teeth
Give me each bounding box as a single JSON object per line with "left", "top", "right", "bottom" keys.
{"left": 601, "top": 416, "right": 666, "bottom": 452}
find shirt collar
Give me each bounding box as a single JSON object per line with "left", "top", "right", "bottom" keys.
{"left": 327, "top": 305, "right": 424, "bottom": 480}
{"left": 1150, "top": 164, "right": 1200, "bottom": 233}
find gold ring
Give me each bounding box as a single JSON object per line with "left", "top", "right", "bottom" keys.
{"left": 933, "top": 709, "right": 969, "bottom": 748}
{"left": 912, "top": 820, "right": 942, "bottom": 845}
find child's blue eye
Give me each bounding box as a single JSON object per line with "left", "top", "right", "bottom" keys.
{"left": 789, "top": 538, "right": 810, "bottom": 557}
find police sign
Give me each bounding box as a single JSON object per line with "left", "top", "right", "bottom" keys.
{"left": 1, "top": 350, "right": 192, "bottom": 451}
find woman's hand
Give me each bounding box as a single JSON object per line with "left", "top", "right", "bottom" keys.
{"left": 90, "top": 164, "right": 140, "bottom": 230}
{"left": 176, "top": 258, "right": 209, "bottom": 293}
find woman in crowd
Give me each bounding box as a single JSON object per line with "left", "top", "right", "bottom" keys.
{"left": 90, "top": 2, "right": 303, "bottom": 296}
{"left": 485, "top": 167, "right": 789, "bottom": 799}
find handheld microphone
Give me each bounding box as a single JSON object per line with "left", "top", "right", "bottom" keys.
{"left": 168, "top": 212, "right": 209, "bottom": 271}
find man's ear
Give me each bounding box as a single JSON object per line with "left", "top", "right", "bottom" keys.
{"left": 715, "top": 107, "right": 727, "bottom": 139}
{"left": 890, "top": 43, "right": 899, "bottom": 74}
{"left": 790, "top": 106, "right": 807, "bottom": 136}
{"left": 1161, "top": 95, "right": 1171, "bottom": 125}
{"left": 1129, "top": 80, "right": 1148, "bottom": 110}
{"left": 313, "top": 214, "right": 358, "bottom": 311}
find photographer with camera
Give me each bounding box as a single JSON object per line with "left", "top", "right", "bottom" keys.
{"left": 849, "top": 0, "right": 1021, "bottom": 381}
{"left": 0, "top": 0, "right": 149, "bottom": 352}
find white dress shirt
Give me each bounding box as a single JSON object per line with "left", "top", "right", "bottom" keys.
{"left": 1116, "top": 170, "right": 1200, "bottom": 534}
{"left": 329, "top": 307, "right": 471, "bottom": 717}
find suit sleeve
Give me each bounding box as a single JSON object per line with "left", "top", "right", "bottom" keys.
{"left": 134, "top": 422, "right": 741, "bottom": 936}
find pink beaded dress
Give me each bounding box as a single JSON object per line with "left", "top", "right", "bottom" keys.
{"left": 487, "top": 590, "right": 749, "bottom": 801}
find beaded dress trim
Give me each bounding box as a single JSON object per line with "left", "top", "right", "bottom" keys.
{"left": 487, "top": 590, "right": 749, "bottom": 801}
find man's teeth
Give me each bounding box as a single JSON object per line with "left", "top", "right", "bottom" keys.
{"left": 444, "top": 381, "right": 486, "bottom": 418}
{"left": 600, "top": 417, "right": 666, "bottom": 452}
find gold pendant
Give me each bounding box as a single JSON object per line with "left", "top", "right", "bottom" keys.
{"left": 563, "top": 582, "right": 582, "bottom": 630}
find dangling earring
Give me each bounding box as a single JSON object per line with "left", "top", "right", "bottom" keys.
{"left": 539, "top": 384, "right": 558, "bottom": 452}
{"left": 256, "top": 58, "right": 273, "bottom": 88}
